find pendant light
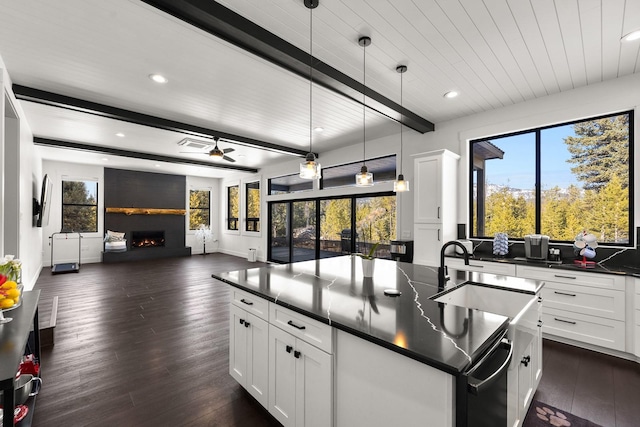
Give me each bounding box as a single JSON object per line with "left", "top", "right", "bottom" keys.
{"left": 355, "top": 36, "right": 373, "bottom": 187}
{"left": 300, "top": 0, "right": 321, "bottom": 180}
{"left": 394, "top": 65, "right": 409, "bottom": 192}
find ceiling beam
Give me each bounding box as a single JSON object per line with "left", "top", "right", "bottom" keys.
{"left": 34, "top": 137, "right": 259, "bottom": 173}
{"left": 13, "top": 85, "right": 311, "bottom": 158}
{"left": 140, "top": 0, "right": 435, "bottom": 134}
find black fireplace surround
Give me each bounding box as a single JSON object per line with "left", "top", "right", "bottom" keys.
{"left": 102, "top": 168, "right": 191, "bottom": 263}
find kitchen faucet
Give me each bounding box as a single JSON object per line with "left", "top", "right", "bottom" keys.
{"left": 438, "top": 241, "right": 470, "bottom": 291}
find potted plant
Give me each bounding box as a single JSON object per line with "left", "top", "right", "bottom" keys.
{"left": 357, "top": 242, "right": 379, "bottom": 277}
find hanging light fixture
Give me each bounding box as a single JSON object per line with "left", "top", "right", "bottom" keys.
{"left": 394, "top": 65, "right": 409, "bottom": 192}
{"left": 300, "top": 0, "right": 321, "bottom": 180}
{"left": 355, "top": 36, "right": 373, "bottom": 187}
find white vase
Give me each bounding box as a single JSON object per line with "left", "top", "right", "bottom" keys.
{"left": 361, "top": 258, "right": 375, "bottom": 277}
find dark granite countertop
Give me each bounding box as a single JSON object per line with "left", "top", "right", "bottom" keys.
{"left": 447, "top": 253, "right": 639, "bottom": 277}
{"left": 213, "top": 256, "right": 542, "bottom": 375}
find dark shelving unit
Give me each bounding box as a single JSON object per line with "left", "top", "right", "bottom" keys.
{"left": 0, "top": 290, "right": 41, "bottom": 427}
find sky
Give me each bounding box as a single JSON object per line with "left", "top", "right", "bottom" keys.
{"left": 484, "top": 124, "right": 579, "bottom": 190}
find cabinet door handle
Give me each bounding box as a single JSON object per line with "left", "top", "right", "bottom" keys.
{"left": 287, "top": 320, "right": 306, "bottom": 330}
{"left": 294, "top": 350, "right": 301, "bottom": 359}
{"left": 469, "top": 264, "right": 484, "bottom": 268}
{"left": 437, "top": 229, "right": 441, "bottom": 242}
{"left": 437, "top": 207, "right": 440, "bottom": 219}
{"left": 240, "top": 299, "right": 254, "bottom": 306}
{"left": 244, "top": 321, "right": 250, "bottom": 328}
{"left": 553, "top": 275, "right": 576, "bottom": 280}
{"left": 554, "top": 317, "right": 576, "bottom": 325}
{"left": 521, "top": 355, "right": 530, "bottom": 367}
{"left": 286, "top": 345, "right": 293, "bottom": 353}
{"left": 537, "top": 320, "right": 544, "bottom": 328}
{"left": 239, "top": 319, "right": 245, "bottom": 325}
{"left": 554, "top": 291, "right": 577, "bottom": 297}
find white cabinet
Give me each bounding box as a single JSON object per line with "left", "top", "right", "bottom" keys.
{"left": 268, "top": 304, "right": 333, "bottom": 427}
{"left": 413, "top": 149, "right": 460, "bottom": 266}
{"left": 634, "top": 279, "right": 640, "bottom": 357}
{"left": 446, "top": 257, "right": 517, "bottom": 276}
{"left": 229, "top": 292, "right": 269, "bottom": 407}
{"left": 517, "top": 265, "right": 626, "bottom": 351}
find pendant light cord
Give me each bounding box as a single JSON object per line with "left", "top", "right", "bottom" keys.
{"left": 399, "top": 68, "right": 403, "bottom": 174}
{"left": 309, "top": 5, "right": 313, "bottom": 155}
{"left": 362, "top": 39, "right": 366, "bottom": 167}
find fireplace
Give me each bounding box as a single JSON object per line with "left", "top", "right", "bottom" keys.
{"left": 131, "top": 230, "right": 165, "bottom": 248}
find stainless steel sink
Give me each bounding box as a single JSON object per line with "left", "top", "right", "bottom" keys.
{"left": 431, "top": 282, "right": 539, "bottom": 355}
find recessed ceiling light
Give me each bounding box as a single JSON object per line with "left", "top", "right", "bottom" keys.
{"left": 115, "top": 132, "right": 125, "bottom": 137}
{"left": 621, "top": 29, "right": 640, "bottom": 42}
{"left": 443, "top": 91, "right": 459, "bottom": 99}
{"left": 155, "top": 164, "right": 161, "bottom": 168}
{"left": 101, "top": 158, "right": 108, "bottom": 162}
{"left": 149, "top": 74, "right": 168, "bottom": 84}
{"left": 314, "top": 127, "right": 324, "bottom": 132}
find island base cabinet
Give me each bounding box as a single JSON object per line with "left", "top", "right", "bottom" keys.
{"left": 268, "top": 324, "right": 332, "bottom": 427}
{"left": 229, "top": 304, "right": 269, "bottom": 407}
{"left": 335, "top": 330, "right": 454, "bottom": 427}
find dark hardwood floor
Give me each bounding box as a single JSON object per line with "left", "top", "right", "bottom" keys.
{"left": 30, "top": 254, "right": 640, "bottom": 427}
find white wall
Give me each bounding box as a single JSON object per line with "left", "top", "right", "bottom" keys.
{"left": 186, "top": 175, "right": 221, "bottom": 254}
{"left": 42, "top": 160, "right": 220, "bottom": 264}
{"left": 1, "top": 56, "right": 44, "bottom": 291}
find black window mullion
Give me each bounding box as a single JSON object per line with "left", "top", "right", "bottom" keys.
{"left": 535, "top": 129, "right": 541, "bottom": 233}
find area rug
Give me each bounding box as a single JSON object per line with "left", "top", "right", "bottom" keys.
{"left": 523, "top": 401, "right": 603, "bottom": 427}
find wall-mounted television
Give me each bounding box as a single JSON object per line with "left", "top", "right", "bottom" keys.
{"left": 35, "top": 174, "right": 53, "bottom": 228}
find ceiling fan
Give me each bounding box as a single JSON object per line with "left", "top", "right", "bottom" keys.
{"left": 181, "top": 137, "right": 236, "bottom": 162}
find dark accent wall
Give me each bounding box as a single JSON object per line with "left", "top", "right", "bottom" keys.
{"left": 103, "top": 168, "right": 190, "bottom": 262}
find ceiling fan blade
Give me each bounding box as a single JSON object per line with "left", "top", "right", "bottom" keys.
{"left": 223, "top": 147, "right": 235, "bottom": 154}
{"left": 223, "top": 155, "right": 236, "bottom": 163}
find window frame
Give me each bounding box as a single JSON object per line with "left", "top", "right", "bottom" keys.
{"left": 226, "top": 184, "right": 239, "bottom": 232}
{"left": 468, "top": 110, "right": 634, "bottom": 247}
{"left": 245, "top": 180, "right": 261, "bottom": 233}
{"left": 188, "top": 188, "right": 211, "bottom": 231}
{"left": 61, "top": 178, "right": 99, "bottom": 233}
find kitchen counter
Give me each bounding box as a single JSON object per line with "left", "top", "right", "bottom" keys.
{"left": 213, "top": 255, "right": 541, "bottom": 374}
{"left": 447, "top": 253, "right": 638, "bottom": 276}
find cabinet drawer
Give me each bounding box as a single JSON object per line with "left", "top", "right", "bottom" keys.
{"left": 269, "top": 304, "right": 333, "bottom": 354}
{"left": 517, "top": 265, "right": 625, "bottom": 292}
{"left": 541, "top": 282, "right": 625, "bottom": 321}
{"left": 447, "top": 257, "right": 516, "bottom": 276}
{"left": 231, "top": 288, "right": 269, "bottom": 321}
{"left": 542, "top": 307, "right": 625, "bottom": 351}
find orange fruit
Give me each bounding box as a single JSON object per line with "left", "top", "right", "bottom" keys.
{"left": 1, "top": 281, "right": 17, "bottom": 290}
{"left": 6, "top": 288, "right": 20, "bottom": 299}
{"left": 0, "top": 298, "right": 15, "bottom": 309}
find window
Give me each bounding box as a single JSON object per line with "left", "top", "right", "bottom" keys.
{"left": 246, "top": 181, "right": 260, "bottom": 232}
{"left": 471, "top": 111, "right": 632, "bottom": 245}
{"left": 227, "top": 185, "right": 239, "bottom": 230}
{"left": 268, "top": 193, "right": 396, "bottom": 263}
{"left": 268, "top": 173, "right": 313, "bottom": 195}
{"left": 62, "top": 179, "right": 98, "bottom": 232}
{"left": 189, "top": 189, "right": 210, "bottom": 230}
{"left": 321, "top": 155, "right": 396, "bottom": 189}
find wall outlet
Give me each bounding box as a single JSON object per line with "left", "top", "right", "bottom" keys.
{"left": 402, "top": 230, "right": 411, "bottom": 239}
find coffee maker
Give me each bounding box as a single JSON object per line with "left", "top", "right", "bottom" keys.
{"left": 524, "top": 234, "right": 549, "bottom": 260}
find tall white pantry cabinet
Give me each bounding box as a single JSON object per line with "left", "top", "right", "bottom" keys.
{"left": 412, "top": 149, "right": 460, "bottom": 267}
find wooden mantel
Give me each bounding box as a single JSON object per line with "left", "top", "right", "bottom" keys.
{"left": 106, "top": 207, "right": 186, "bottom": 216}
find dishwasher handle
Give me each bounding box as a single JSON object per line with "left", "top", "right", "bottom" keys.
{"left": 467, "top": 336, "right": 513, "bottom": 396}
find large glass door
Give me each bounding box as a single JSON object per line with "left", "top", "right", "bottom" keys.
{"left": 355, "top": 195, "right": 397, "bottom": 259}
{"left": 292, "top": 200, "right": 316, "bottom": 262}
{"left": 270, "top": 202, "right": 290, "bottom": 263}
{"left": 319, "top": 198, "right": 352, "bottom": 258}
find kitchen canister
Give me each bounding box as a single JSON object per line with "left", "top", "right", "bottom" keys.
{"left": 493, "top": 233, "right": 509, "bottom": 256}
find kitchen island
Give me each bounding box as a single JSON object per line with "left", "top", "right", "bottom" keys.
{"left": 213, "top": 256, "right": 543, "bottom": 427}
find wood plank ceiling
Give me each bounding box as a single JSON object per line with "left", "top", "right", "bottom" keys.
{"left": 0, "top": 0, "right": 638, "bottom": 177}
